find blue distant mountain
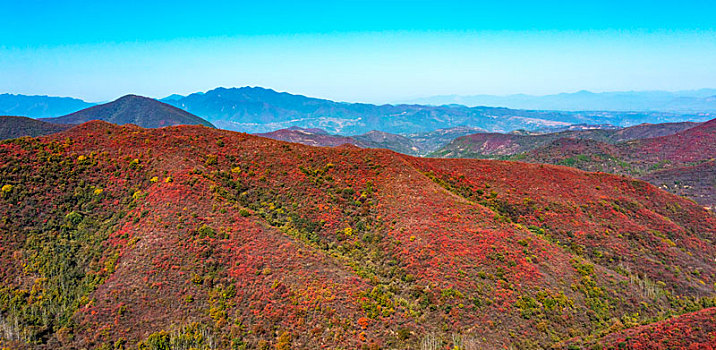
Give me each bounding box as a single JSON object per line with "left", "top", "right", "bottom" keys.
{"left": 0, "top": 93, "right": 95, "bottom": 118}
{"left": 161, "top": 86, "right": 715, "bottom": 134}
{"left": 404, "top": 89, "right": 716, "bottom": 113}
{"left": 2, "top": 88, "right": 714, "bottom": 134}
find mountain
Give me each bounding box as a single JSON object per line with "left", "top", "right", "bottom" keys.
{"left": 403, "top": 126, "right": 486, "bottom": 155}
{"left": 432, "top": 121, "right": 700, "bottom": 158}
{"left": 520, "top": 118, "right": 716, "bottom": 172}
{"left": 163, "top": 87, "right": 714, "bottom": 134}
{"left": 1, "top": 121, "right": 714, "bottom": 349}
{"left": 622, "top": 118, "right": 716, "bottom": 165}
{"left": 255, "top": 128, "right": 422, "bottom": 155}
{"left": 44, "top": 95, "right": 215, "bottom": 128}
{"left": 161, "top": 94, "right": 185, "bottom": 102}
{"left": 641, "top": 161, "right": 716, "bottom": 211}
{"left": 352, "top": 130, "right": 419, "bottom": 155}
{"left": 406, "top": 89, "right": 716, "bottom": 113}
{"left": 509, "top": 119, "right": 716, "bottom": 209}
{"left": 0, "top": 116, "right": 72, "bottom": 140}
{"left": 257, "top": 126, "right": 485, "bottom": 156}
{"left": 0, "top": 94, "right": 95, "bottom": 118}
{"left": 255, "top": 127, "right": 370, "bottom": 148}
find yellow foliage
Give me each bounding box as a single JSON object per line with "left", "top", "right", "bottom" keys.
{"left": 150, "top": 176, "right": 159, "bottom": 183}
{"left": 77, "top": 155, "right": 87, "bottom": 161}
{"left": 164, "top": 176, "right": 173, "bottom": 183}
{"left": 275, "top": 331, "right": 292, "bottom": 350}
{"left": 1, "top": 184, "right": 12, "bottom": 193}
{"left": 93, "top": 188, "right": 104, "bottom": 195}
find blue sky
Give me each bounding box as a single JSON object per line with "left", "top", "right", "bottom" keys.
{"left": 1, "top": 0, "right": 715, "bottom": 102}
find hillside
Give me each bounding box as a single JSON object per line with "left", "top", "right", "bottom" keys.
{"left": 622, "top": 117, "right": 716, "bottom": 165}
{"left": 507, "top": 119, "right": 716, "bottom": 208}
{"left": 1, "top": 122, "right": 714, "bottom": 349}
{"left": 255, "top": 127, "right": 370, "bottom": 148}
{"left": 163, "top": 87, "right": 713, "bottom": 134}
{"left": 518, "top": 118, "right": 716, "bottom": 175}
{"left": 352, "top": 130, "right": 419, "bottom": 155}
{"left": 0, "top": 94, "right": 94, "bottom": 118}
{"left": 641, "top": 161, "right": 716, "bottom": 211}
{"left": 432, "top": 121, "right": 699, "bottom": 158}
{"left": 573, "top": 307, "right": 716, "bottom": 349}
{"left": 257, "top": 128, "right": 422, "bottom": 155}
{"left": 45, "top": 95, "right": 215, "bottom": 128}
{"left": 257, "top": 126, "right": 483, "bottom": 156}
{"left": 404, "top": 126, "right": 486, "bottom": 153}
{"left": 0, "top": 116, "right": 72, "bottom": 140}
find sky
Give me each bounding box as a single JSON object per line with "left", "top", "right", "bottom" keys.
{"left": 1, "top": 0, "right": 715, "bottom": 103}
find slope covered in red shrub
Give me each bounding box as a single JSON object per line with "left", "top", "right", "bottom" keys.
{"left": 0, "top": 121, "right": 714, "bottom": 349}
{"left": 579, "top": 307, "right": 716, "bottom": 349}
{"left": 508, "top": 118, "right": 716, "bottom": 209}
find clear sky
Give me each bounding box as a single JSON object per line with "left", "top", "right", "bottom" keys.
{"left": 1, "top": 0, "right": 715, "bottom": 103}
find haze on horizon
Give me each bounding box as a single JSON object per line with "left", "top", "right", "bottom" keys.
{"left": 2, "top": 0, "right": 715, "bottom": 104}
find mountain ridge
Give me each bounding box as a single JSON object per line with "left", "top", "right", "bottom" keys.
{"left": 1, "top": 121, "right": 714, "bottom": 348}
{"left": 432, "top": 121, "right": 702, "bottom": 158}
{"left": 508, "top": 119, "right": 716, "bottom": 208}
{"left": 405, "top": 89, "right": 716, "bottom": 113}
{"left": 162, "top": 86, "right": 714, "bottom": 134}
{"left": 0, "top": 93, "right": 95, "bottom": 118}
{"left": 256, "top": 125, "right": 485, "bottom": 156}
{"left": 2, "top": 89, "right": 713, "bottom": 134}
{"left": 43, "top": 95, "right": 215, "bottom": 128}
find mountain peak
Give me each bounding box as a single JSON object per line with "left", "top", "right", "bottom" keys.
{"left": 44, "top": 95, "right": 215, "bottom": 129}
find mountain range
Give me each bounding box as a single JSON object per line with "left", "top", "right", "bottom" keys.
{"left": 2, "top": 92, "right": 713, "bottom": 211}
{"left": 4, "top": 88, "right": 714, "bottom": 135}
{"left": 0, "top": 93, "right": 94, "bottom": 118}
{"left": 1, "top": 121, "right": 714, "bottom": 349}
{"left": 405, "top": 89, "right": 716, "bottom": 113}
{"left": 432, "top": 121, "right": 700, "bottom": 158}
{"left": 256, "top": 126, "right": 485, "bottom": 156}
{"left": 161, "top": 87, "right": 715, "bottom": 134}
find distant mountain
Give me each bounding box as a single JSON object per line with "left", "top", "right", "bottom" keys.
{"left": 45, "top": 95, "right": 215, "bottom": 128}
{"left": 432, "top": 122, "right": 699, "bottom": 158}
{"left": 403, "top": 126, "right": 486, "bottom": 154}
{"left": 0, "top": 116, "right": 73, "bottom": 140}
{"left": 0, "top": 93, "right": 94, "bottom": 118}
{"left": 406, "top": 89, "right": 716, "bottom": 113}
{"left": 160, "top": 94, "right": 185, "bottom": 102}
{"left": 285, "top": 125, "right": 330, "bottom": 135}
{"left": 527, "top": 123, "right": 621, "bottom": 134}
{"left": 257, "top": 125, "right": 485, "bottom": 156}
{"left": 255, "top": 127, "right": 370, "bottom": 148}
{"left": 164, "top": 87, "right": 713, "bottom": 134}
{"left": 352, "top": 130, "right": 419, "bottom": 155}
